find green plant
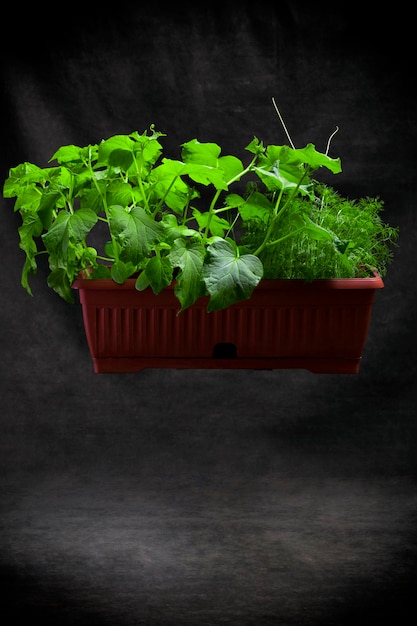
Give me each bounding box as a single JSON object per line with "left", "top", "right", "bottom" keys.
{"left": 2, "top": 113, "right": 398, "bottom": 312}
{"left": 244, "top": 182, "right": 398, "bottom": 281}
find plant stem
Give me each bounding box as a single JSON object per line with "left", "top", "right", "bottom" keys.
{"left": 85, "top": 153, "right": 120, "bottom": 262}
{"left": 203, "top": 189, "right": 222, "bottom": 237}
{"left": 265, "top": 225, "right": 306, "bottom": 248}
{"left": 154, "top": 173, "right": 182, "bottom": 217}
{"left": 253, "top": 167, "right": 311, "bottom": 256}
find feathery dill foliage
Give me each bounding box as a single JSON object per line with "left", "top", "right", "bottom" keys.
{"left": 242, "top": 182, "right": 398, "bottom": 280}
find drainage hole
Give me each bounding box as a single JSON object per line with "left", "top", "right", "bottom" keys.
{"left": 213, "top": 342, "right": 238, "bottom": 359}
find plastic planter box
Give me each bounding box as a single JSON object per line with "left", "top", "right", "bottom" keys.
{"left": 72, "top": 273, "right": 383, "bottom": 374}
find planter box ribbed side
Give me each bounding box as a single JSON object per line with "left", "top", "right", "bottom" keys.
{"left": 72, "top": 274, "right": 384, "bottom": 374}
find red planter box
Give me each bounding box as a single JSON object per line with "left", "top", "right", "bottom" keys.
{"left": 72, "top": 274, "right": 384, "bottom": 374}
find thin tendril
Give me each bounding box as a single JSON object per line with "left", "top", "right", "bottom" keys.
{"left": 272, "top": 97, "right": 296, "bottom": 149}
{"left": 325, "top": 126, "right": 339, "bottom": 155}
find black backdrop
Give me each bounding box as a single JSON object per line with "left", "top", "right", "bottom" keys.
{"left": 1, "top": 4, "right": 416, "bottom": 625}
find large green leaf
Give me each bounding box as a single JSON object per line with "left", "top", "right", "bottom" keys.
{"left": 181, "top": 140, "right": 242, "bottom": 189}
{"left": 262, "top": 143, "right": 341, "bottom": 174}
{"left": 110, "top": 260, "right": 137, "bottom": 283}
{"left": 13, "top": 186, "right": 42, "bottom": 212}
{"left": 98, "top": 132, "right": 164, "bottom": 171}
{"left": 254, "top": 142, "right": 341, "bottom": 196}
{"left": 106, "top": 180, "right": 134, "bottom": 207}
{"left": 253, "top": 162, "right": 312, "bottom": 195}
{"left": 18, "top": 211, "right": 43, "bottom": 253}
{"left": 203, "top": 239, "right": 263, "bottom": 311}
{"left": 98, "top": 135, "right": 136, "bottom": 169}
{"left": 139, "top": 135, "right": 164, "bottom": 165}
{"left": 292, "top": 143, "right": 341, "bottom": 174}
{"left": 42, "top": 208, "right": 98, "bottom": 261}
{"left": 3, "top": 162, "right": 47, "bottom": 198}
{"left": 150, "top": 159, "right": 191, "bottom": 212}
{"left": 108, "top": 205, "right": 163, "bottom": 264}
{"left": 49, "top": 144, "right": 93, "bottom": 165}
{"left": 169, "top": 238, "right": 206, "bottom": 311}
{"left": 217, "top": 155, "right": 244, "bottom": 181}
{"left": 184, "top": 163, "right": 227, "bottom": 190}
{"left": 181, "top": 139, "right": 221, "bottom": 166}
{"left": 18, "top": 211, "right": 44, "bottom": 295}
{"left": 79, "top": 182, "right": 106, "bottom": 213}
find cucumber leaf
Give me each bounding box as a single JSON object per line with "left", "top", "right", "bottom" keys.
{"left": 108, "top": 205, "right": 163, "bottom": 264}
{"left": 203, "top": 239, "right": 263, "bottom": 311}
{"left": 169, "top": 238, "right": 206, "bottom": 311}
{"left": 141, "top": 254, "right": 173, "bottom": 294}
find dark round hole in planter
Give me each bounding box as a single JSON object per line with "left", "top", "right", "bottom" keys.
{"left": 213, "top": 342, "right": 238, "bottom": 359}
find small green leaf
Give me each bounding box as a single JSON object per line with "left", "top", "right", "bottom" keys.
{"left": 104, "top": 240, "right": 122, "bottom": 259}
{"left": 135, "top": 271, "right": 150, "bottom": 291}
{"left": 81, "top": 246, "right": 97, "bottom": 264}
{"left": 192, "top": 208, "right": 230, "bottom": 236}
{"left": 302, "top": 215, "right": 335, "bottom": 241}
{"left": 111, "top": 260, "right": 129, "bottom": 283}
{"left": 18, "top": 211, "right": 43, "bottom": 251}
{"left": 47, "top": 267, "right": 74, "bottom": 303}
{"left": 139, "top": 135, "right": 164, "bottom": 165}
{"left": 91, "top": 265, "right": 111, "bottom": 279}
{"left": 225, "top": 193, "right": 246, "bottom": 209}
{"left": 245, "top": 136, "right": 264, "bottom": 155}
{"left": 161, "top": 214, "right": 199, "bottom": 242}
{"left": 21, "top": 255, "right": 37, "bottom": 296}
{"left": 238, "top": 192, "right": 273, "bottom": 224}
{"left": 335, "top": 238, "right": 355, "bottom": 254}
{"left": 143, "top": 254, "right": 173, "bottom": 294}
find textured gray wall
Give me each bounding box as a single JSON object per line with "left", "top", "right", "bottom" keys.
{"left": 1, "top": 4, "right": 415, "bottom": 624}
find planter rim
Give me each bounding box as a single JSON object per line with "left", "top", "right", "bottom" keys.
{"left": 72, "top": 270, "right": 384, "bottom": 292}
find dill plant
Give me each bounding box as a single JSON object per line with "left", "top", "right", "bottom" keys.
{"left": 241, "top": 182, "right": 398, "bottom": 280}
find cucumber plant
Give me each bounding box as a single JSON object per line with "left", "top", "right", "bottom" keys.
{"left": 2, "top": 119, "right": 397, "bottom": 311}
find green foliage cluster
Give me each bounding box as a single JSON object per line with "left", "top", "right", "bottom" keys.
{"left": 245, "top": 182, "right": 398, "bottom": 280}
{"left": 3, "top": 127, "right": 398, "bottom": 311}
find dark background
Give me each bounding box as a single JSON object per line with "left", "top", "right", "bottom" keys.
{"left": 1, "top": 3, "right": 416, "bottom": 625}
